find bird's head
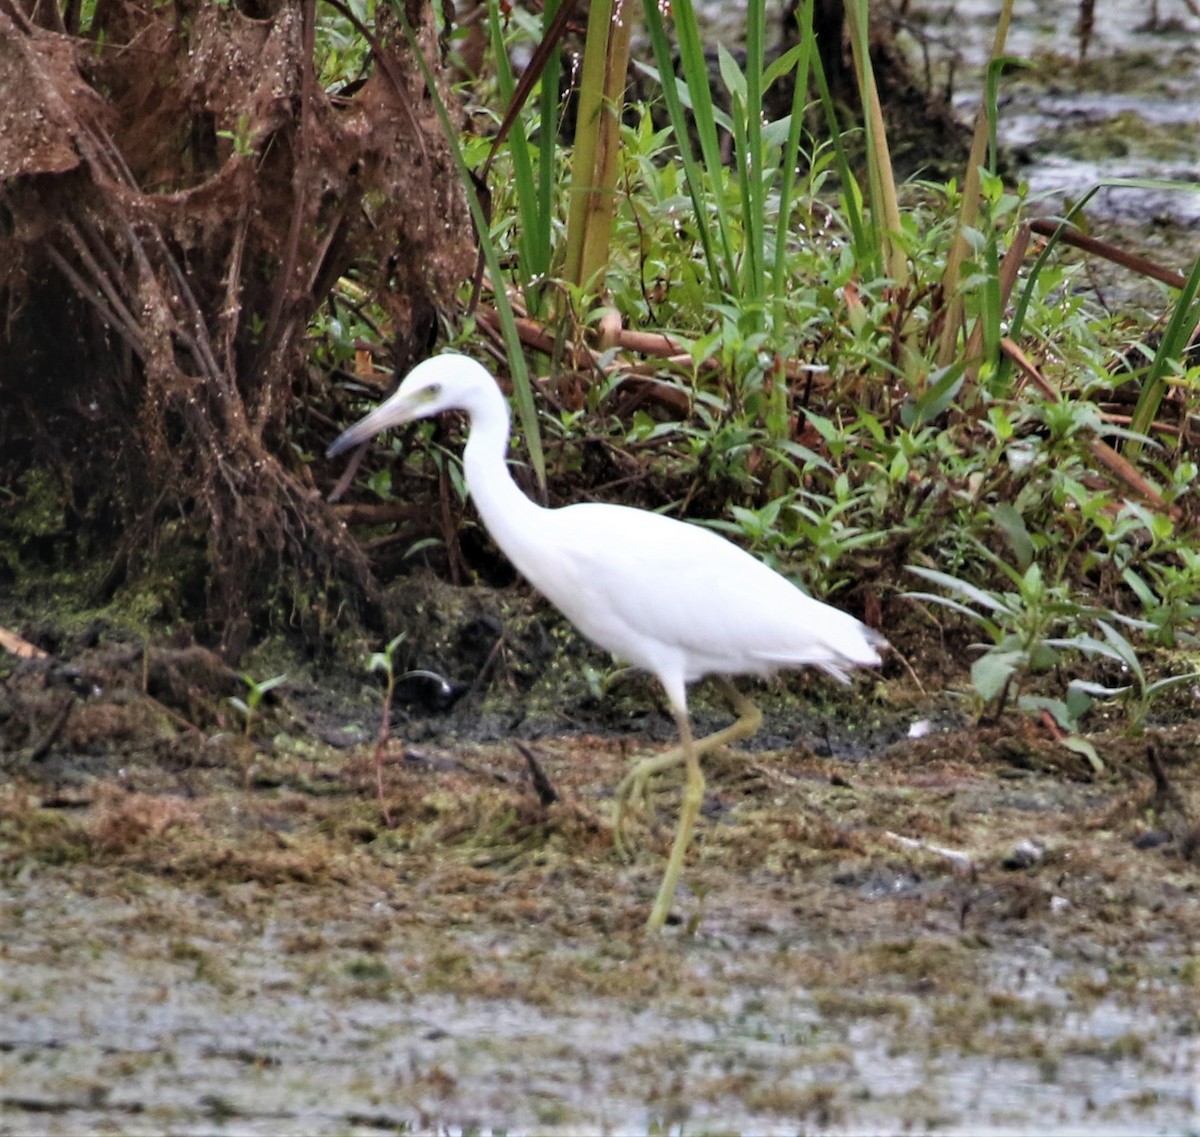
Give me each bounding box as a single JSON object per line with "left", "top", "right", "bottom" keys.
{"left": 326, "top": 353, "right": 498, "bottom": 458}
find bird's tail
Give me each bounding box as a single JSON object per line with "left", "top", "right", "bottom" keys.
{"left": 758, "top": 619, "right": 886, "bottom": 684}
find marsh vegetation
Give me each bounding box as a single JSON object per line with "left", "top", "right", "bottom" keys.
{"left": 2, "top": 0, "right": 1199, "bottom": 1131}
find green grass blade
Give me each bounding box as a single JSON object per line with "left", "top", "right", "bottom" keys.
{"left": 772, "top": 2, "right": 816, "bottom": 323}
{"left": 844, "top": 0, "right": 905, "bottom": 285}
{"left": 538, "top": 0, "right": 563, "bottom": 287}
{"left": 807, "top": 14, "right": 870, "bottom": 269}
{"left": 742, "top": 0, "right": 766, "bottom": 307}
{"left": 640, "top": 0, "right": 723, "bottom": 291}
{"left": 394, "top": 0, "right": 545, "bottom": 492}
{"left": 671, "top": 0, "right": 736, "bottom": 281}
{"left": 935, "top": 0, "right": 1016, "bottom": 367}
{"left": 1128, "top": 252, "right": 1200, "bottom": 453}
{"left": 487, "top": 2, "right": 546, "bottom": 304}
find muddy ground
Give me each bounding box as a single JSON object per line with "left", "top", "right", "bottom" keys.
{"left": 1, "top": 611, "right": 1198, "bottom": 1135}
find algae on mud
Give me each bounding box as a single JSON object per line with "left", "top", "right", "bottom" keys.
{"left": 1, "top": 622, "right": 1197, "bottom": 1134}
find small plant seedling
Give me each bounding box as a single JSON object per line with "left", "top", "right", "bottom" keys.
{"left": 366, "top": 632, "right": 408, "bottom": 828}
{"left": 365, "top": 635, "right": 454, "bottom": 827}
{"left": 216, "top": 113, "right": 255, "bottom": 158}
{"left": 227, "top": 672, "right": 287, "bottom": 738}
{"left": 905, "top": 555, "right": 1085, "bottom": 717}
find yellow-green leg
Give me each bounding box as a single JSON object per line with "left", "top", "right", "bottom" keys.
{"left": 614, "top": 678, "right": 764, "bottom": 931}
{"left": 645, "top": 711, "right": 702, "bottom": 934}
{"left": 613, "top": 679, "right": 762, "bottom": 857}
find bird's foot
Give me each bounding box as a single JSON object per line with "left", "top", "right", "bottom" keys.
{"left": 612, "top": 767, "right": 651, "bottom": 860}
{"left": 611, "top": 745, "right": 689, "bottom": 860}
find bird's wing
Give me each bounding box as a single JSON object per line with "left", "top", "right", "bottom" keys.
{"left": 529, "top": 503, "right": 880, "bottom": 682}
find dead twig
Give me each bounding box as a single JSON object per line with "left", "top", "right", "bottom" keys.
{"left": 1029, "top": 218, "right": 1189, "bottom": 290}
{"left": 514, "top": 740, "right": 560, "bottom": 806}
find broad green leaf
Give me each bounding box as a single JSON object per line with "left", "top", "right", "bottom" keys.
{"left": 992, "top": 502, "right": 1034, "bottom": 571}
{"left": 1061, "top": 735, "right": 1105, "bottom": 774}
{"left": 716, "top": 43, "right": 747, "bottom": 105}
{"left": 971, "top": 650, "right": 1022, "bottom": 703}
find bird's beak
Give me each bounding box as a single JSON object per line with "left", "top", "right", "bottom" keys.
{"left": 325, "top": 390, "right": 422, "bottom": 458}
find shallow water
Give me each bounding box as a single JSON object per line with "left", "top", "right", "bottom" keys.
{"left": 3, "top": 713, "right": 1198, "bottom": 1135}
{"left": 914, "top": 0, "right": 1200, "bottom": 225}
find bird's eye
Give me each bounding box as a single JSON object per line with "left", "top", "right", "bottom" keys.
{"left": 423, "top": 383, "right": 441, "bottom": 400}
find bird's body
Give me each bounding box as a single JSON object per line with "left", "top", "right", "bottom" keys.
{"left": 329, "top": 353, "right": 885, "bottom": 932}
{"left": 496, "top": 500, "right": 877, "bottom": 695}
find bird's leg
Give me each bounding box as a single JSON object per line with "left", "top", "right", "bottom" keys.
{"left": 612, "top": 745, "right": 686, "bottom": 859}
{"left": 613, "top": 679, "right": 763, "bottom": 866}
{"left": 712, "top": 676, "right": 764, "bottom": 737}
{"left": 645, "top": 710, "right": 703, "bottom": 934}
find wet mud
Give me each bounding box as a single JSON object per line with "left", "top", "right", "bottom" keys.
{"left": 1, "top": 625, "right": 1197, "bottom": 1135}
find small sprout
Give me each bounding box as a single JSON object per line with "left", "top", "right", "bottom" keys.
{"left": 366, "top": 633, "right": 408, "bottom": 828}
{"left": 227, "top": 673, "right": 287, "bottom": 738}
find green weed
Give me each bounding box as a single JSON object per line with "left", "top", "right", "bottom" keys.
{"left": 228, "top": 673, "right": 287, "bottom": 739}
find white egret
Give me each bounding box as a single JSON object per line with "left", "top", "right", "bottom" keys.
{"left": 328, "top": 353, "right": 885, "bottom": 933}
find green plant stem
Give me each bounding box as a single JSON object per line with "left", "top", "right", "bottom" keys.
{"left": 935, "top": 0, "right": 1015, "bottom": 366}
{"left": 393, "top": 0, "right": 546, "bottom": 494}
{"left": 538, "top": 0, "right": 564, "bottom": 295}
{"left": 563, "top": 0, "right": 635, "bottom": 299}
{"left": 488, "top": 2, "right": 547, "bottom": 309}
{"left": 771, "top": 0, "right": 816, "bottom": 326}
{"left": 579, "top": 3, "right": 635, "bottom": 295}
{"left": 742, "top": 0, "right": 766, "bottom": 308}
{"left": 844, "top": 0, "right": 906, "bottom": 286}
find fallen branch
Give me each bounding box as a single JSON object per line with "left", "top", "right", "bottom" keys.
{"left": 1029, "top": 218, "right": 1189, "bottom": 290}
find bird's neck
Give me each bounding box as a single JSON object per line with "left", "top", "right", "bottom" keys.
{"left": 461, "top": 393, "right": 546, "bottom": 568}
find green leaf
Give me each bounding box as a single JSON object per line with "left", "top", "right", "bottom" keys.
{"left": 992, "top": 502, "right": 1034, "bottom": 571}
{"left": 1144, "top": 671, "right": 1200, "bottom": 696}
{"left": 255, "top": 674, "right": 288, "bottom": 695}
{"left": 1065, "top": 681, "right": 1095, "bottom": 722}
{"left": 899, "top": 362, "right": 965, "bottom": 428}
{"left": 1046, "top": 634, "right": 1129, "bottom": 667}
{"left": 971, "top": 650, "right": 1022, "bottom": 703}
{"left": 1095, "top": 619, "right": 1142, "bottom": 678}
{"left": 905, "top": 591, "right": 1001, "bottom": 635}
{"left": 1069, "top": 679, "right": 1132, "bottom": 698}
{"left": 762, "top": 41, "right": 808, "bottom": 89}
{"left": 906, "top": 565, "right": 1008, "bottom": 613}
{"left": 1061, "top": 735, "right": 1105, "bottom": 774}
{"left": 367, "top": 468, "right": 392, "bottom": 499}
{"left": 1026, "top": 642, "right": 1059, "bottom": 672}
{"left": 716, "top": 43, "right": 747, "bottom": 105}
